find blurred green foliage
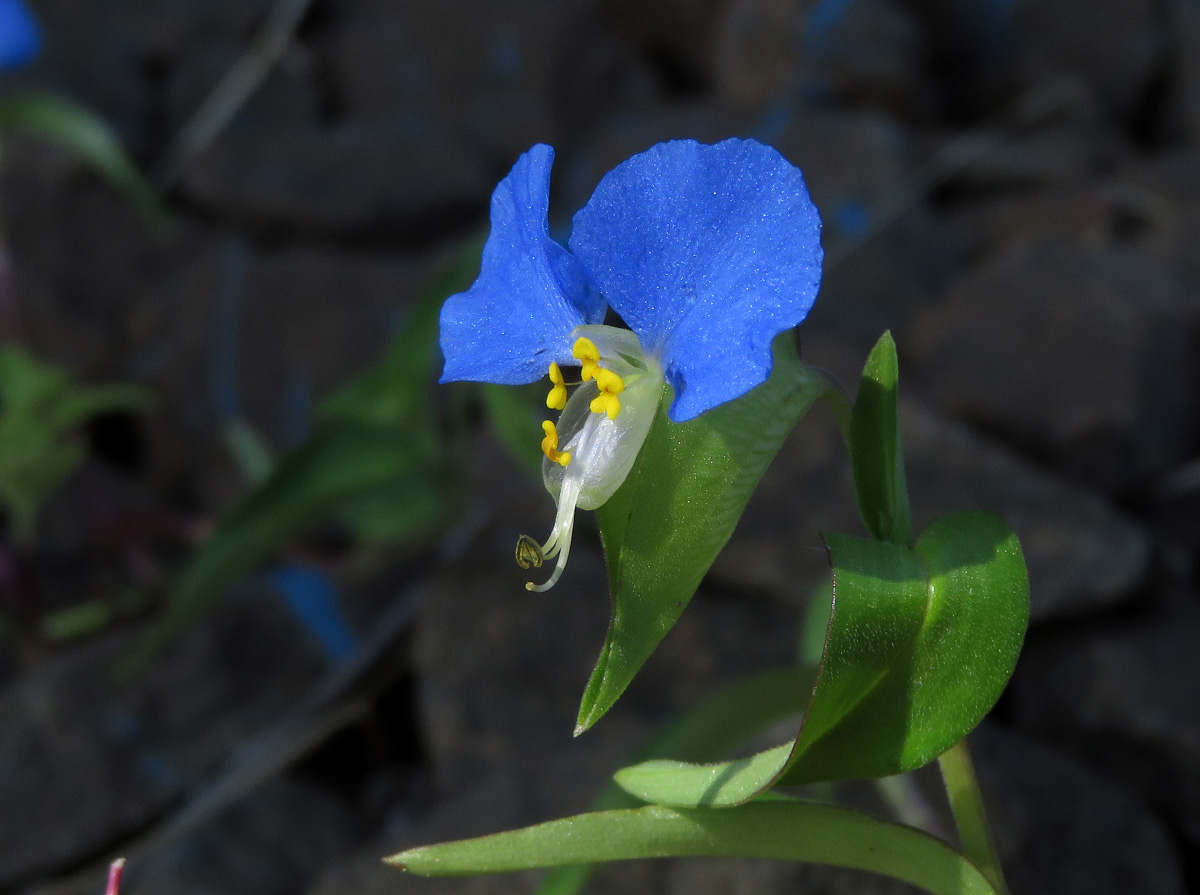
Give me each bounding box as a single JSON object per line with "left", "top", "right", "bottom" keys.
{"left": 0, "top": 344, "right": 148, "bottom": 544}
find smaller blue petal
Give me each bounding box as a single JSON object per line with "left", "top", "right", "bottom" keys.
{"left": 570, "top": 138, "right": 823, "bottom": 423}
{"left": 0, "top": 0, "right": 40, "bottom": 71}
{"left": 440, "top": 144, "right": 604, "bottom": 386}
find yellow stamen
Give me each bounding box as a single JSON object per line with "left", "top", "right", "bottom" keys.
{"left": 573, "top": 336, "right": 601, "bottom": 382}
{"left": 540, "top": 420, "right": 571, "bottom": 467}
{"left": 589, "top": 367, "right": 625, "bottom": 420}
{"left": 546, "top": 362, "right": 567, "bottom": 410}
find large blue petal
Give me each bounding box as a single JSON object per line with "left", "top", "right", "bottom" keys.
{"left": 569, "top": 138, "right": 822, "bottom": 422}
{"left": 0, "top": 0, "right": 40, "bottom": 71}
{"left": 440, "top": 144, "right": 604, "bottom": 385}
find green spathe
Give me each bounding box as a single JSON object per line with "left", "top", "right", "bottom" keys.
{"left": 614, "top": 511, "right": 1030, "bottom": 805}
{"left": 579, "top": 336, "right": 827, "bottom": 733}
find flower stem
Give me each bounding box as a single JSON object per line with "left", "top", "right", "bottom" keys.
{"left": 805, "top": 365, "right": 852, "bottom": 442}
{"left": 938, "top": 740, "right": 1009, "bottom": 895}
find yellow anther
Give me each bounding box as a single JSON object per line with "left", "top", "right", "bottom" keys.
{"left": 540, "top": 420, "right": 571, "bottom": 467}
{"left": 589, "top": 367, "right": 626, "bottom": 420}
{"left": 546, "top": 362, "right": 567, "bottom": 410}
{"left": 573, "top": 337, "right": 601, "bottom": 382}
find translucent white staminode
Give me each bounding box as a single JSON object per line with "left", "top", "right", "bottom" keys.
{"left": 522, "top": 324, "right": 663, "bottom": 591}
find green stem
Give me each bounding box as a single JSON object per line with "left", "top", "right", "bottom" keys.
{"left": 938, "top": 740, "right": 1009, "bottom": 895}
{"left": 806, "top": 365, "right": 852, "bottom": 443}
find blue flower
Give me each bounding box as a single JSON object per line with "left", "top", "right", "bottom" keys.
{"left": 0, "top": 0, "right": 41, "bottom": 71}
{"left": 440, "top": 138, "right": 822, "bottom": 590}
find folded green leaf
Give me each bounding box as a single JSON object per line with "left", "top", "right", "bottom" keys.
{"left": 0, "top": 93, "right": 167, "bottom": 228}
{"left": 389, "top": 801, "right": 997, "bottom": 895}
{"left": 539, "top": 666, "right": 815, "bottom": 895}
{"left": 118, "top": 424, "right": 433, "bottom": 677}
{"left": 121, "top": 243, "right": 481, "bottom": 675}
{"left": 581, "top": 336, "right": 827, "bottom": 732}
{"left": 615, "top": 511, "right": 1029, "bottom": 806}
{"left": 850, "top": 331, "right": 911, "bottom": 546}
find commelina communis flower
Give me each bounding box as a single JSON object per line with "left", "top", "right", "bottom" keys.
{"left": 439, "top": 139, "right": 823, "bottom": 591}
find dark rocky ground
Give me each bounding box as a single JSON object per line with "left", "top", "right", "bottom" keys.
{"left": 0, "top": 1, "right": 1199, "bottom": 893}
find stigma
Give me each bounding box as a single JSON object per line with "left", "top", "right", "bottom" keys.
{"left": 519, "top": 324, "right": 663, "bottom": 592}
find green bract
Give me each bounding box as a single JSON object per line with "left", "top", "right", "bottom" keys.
{"left": 614, "top": 511, "right": 1029, "bottom": 805}
{"left": 581, "top": 335, "right": 826, "bottom": 731}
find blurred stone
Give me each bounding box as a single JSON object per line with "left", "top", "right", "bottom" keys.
{"left": 309, "top": 779, "right": 535, "bottom": 895}
{"left": 905, "top": 238, "right": 1196, "bottom": 491}
{"left": 791, "top": 0, "right": 931, "bottom": 117}
{"left": 233, "top": 246, "right": 424, "bottom": 447}
{"left": 903, "top": 402, "right": 1150, "bottom": 622}
{"left": 1170, "top": 0, "right": 1200, "bottom": 143}
{"left": 414, "top": 545, "right": 801, "bottom": 814}
{"left": 905, "top": 0, "right": 1164, "bottom": 125}
{"left": 8, "top": 0, "right": 273, "bottom": 157}
{"left": 775, "top": 109, "right": 964, "bottom": 351}
{"left": 181, "top": 117, "right": 493, "bottom": 239}
{"left": 599, "top": 0, "right": 729, "bottom": 94}
{"left": 124, "top": 778, "right": 357, "bottom": 895}
{"left": 1011, "top": 605, "right": 1200, "bottom": 847}
{"left": 3, "top": 141, "right": 432, "bottom": 512}
{"left": 972, "top": 723, "right": 1185, "bottom": 895}
{"left": 0, "top": 594, "right": 328, "bottom": 885}
{"left": 1007, "top": 0, "right": 1165, "bottom": 126}
{"left": 1124, "top": 150, "right": 1200, "bottom": 305}
{"left": 708, "top": 397, "right": 1150, "bottom": 623}
{"left": 328, "top": 0, "right": 592, "bottom": 156}
{"left": 937, "top": 124, "right": 1113, "bottom": 190}
{"left": 712, "top": 0, "right": 804, "bottom": 106}
{"left": 660, "top": 859, "right": 921, "bottom": 895}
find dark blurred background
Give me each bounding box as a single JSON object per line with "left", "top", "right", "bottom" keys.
{"left": 0, "top": 1, "right": 1198, "bottom": 893}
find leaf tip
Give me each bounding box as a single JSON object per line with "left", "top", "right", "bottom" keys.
{"left": 381, "top": 853, "right": 408, "bottom": 869}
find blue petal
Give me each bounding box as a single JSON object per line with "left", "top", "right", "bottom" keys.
{"left": 0, "top": 0, "right": 40, "bottom": 71}
{"left": 569, "top": 138, "right": 823, "bottom": 422}
{"left": 440, "top": 144, "right": 604, "bottom": 385}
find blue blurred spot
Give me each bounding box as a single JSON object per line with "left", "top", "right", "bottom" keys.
{"left": 399, "top": 56, "right": 428, "bottom": 95}
{"left": 489, "top": 36, "right": 520, "bottom": 80}
{"left": 211, "top": 239, "right": 249, "bottom": 420}
{"left": 268, "top": 565, "right": 358, "bottom": 663}
{"left": 834, "top": 199, "right": 870, "bottom": 239}
{"left": 980, "top": 0, "right": 1015, "bottom": 57}
{"left": 138, "top": 751, "right": 182, "bottom": 790}
{"left": 804, "top": 0, "right": 854, "bottom": 54}
{"left": 749, "top": 99, "right": 794, "bottom": 145}
{"left": 106, "top": 709, "right": 142, "bottom": 740}
{"left": 0, "top": 0, "right": 41, "bottom": 71}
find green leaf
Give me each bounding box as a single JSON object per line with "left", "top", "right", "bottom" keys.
{"left": 337, "top": 468, "right": 453, "bottom": 544}
{"left": 0, "top": 345, "right": 150, "bottom": 543}
{"left": 0, "top": 93, "right": 167, "bottom": 228}
{"left": 614, "top": 511, "right": 1029, "bottom": 806}
{"left": 120, "top": 241, "right": 483, "bottom": 675}
{"left": 221, "top": 417, "right": 275, "bottom": 487}
{"left": 581, "top": 336, "right": 827, "bottom": 733}
{"left": 388, "top": 801, "right": 997, "bottom": 895}
{"left": 850, "top": 331, "right": 911, "bottom": 546}
{"left": 539, "top": 666, "right": 815, "bottom": 895}
{"left": 118, "top": 424, "right": 429, "bottom": 677}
